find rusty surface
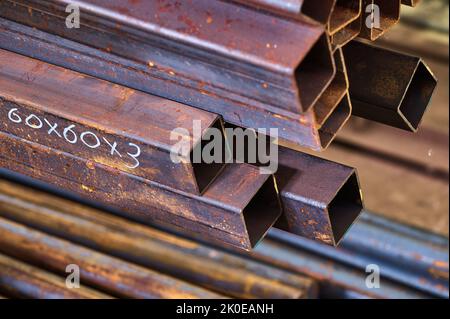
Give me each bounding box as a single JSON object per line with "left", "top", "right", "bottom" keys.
{"left": 359, "top": 0, "right": 401, "bottom": 41}
{"left": 0, "top": 179, "right": 317, "bottom": 299}
{"left": 315, "top": 49, "right": 352, "bottom": 148}
{"left": 344, "top": 41, "right": 438, "bottom": 132}
{"left": 0, "top": 131, "right": 281, "bottom": 250}
{"left": 275, "top": 146, "right": 364, "bottom": 246}
{"left": 0, "top": 217, "right": 226, "bottom": 299}
{"left": 226, "top": 0, "right": 336, "bottom": 24}
{"left": 0, "top": 49, "right": 227, "bottom": 195}
{"left": 401, "top": 0, "right": 420, "bottom": 7}
{"left": 0, "top": 13, "right": 338, "bottom": 150}
{"left": 330, "top": 14, "right": 362, "bottom": 49}
{"left": 0, "top": 0, "right": 334, "bottom": 114}
{"left": 0, "top": 253, "right": 111, "bottom": 299}
{"left": 328, "top": 0, "right": 362, "bottom": 35}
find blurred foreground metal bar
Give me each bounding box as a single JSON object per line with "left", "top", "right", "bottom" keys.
{"left": 0, "top": 49, "right": 226, "bottom": 195}
{"left": 0, "top": 0, "right": 334, "bottom": 112}
{"left": 0, "top": 179, "right": 317, "bottom": 299}
{"left": 225, "top": 0, "right": 336, "bottom": 24}
{"left": 0, "top": 217, "right": 225, "bottom": 299}
{"left": 0, "top": 17, "right": 334, "bottom": 151}
{"left": 344, "top": 41, "right": 437, "bottom": 132}
{"left": 0, "top": 253, "right": 111, "bottom": 299}
{"left": 360, "top": 0, "right": 401, "bottom": 41}
{"left": 0, "top": 131, "right": 281, "bottom": 250}
{"left": 267, "top": 211, "right": 449, "bottom": 298}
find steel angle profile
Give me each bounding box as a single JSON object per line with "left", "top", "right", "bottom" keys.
{"left": 0, "top": 218, "right": 225, "bottom": 299}
{"left": 344, "top": 41, "right": 437, "bottom": 131}
{"left": 0, "top": 179, "right": 317, "bottom": 299}
{"left": 276, "top": 147, "right": 364, "bottom": 246}
{"left": 314, "top": 49, "right": 352, "bottom": 149}
{"left": 360, "top": 0, "right": 401, "bottom": 41}
{"left": 330, "top": 15, "right": 362, "bottom": 49}
{"left": 0, "top": 253, "right": 112, "bottom": 299}
{"left": 0, "top": 0, "right": 334, "bottom": 114}
{"left": 0, "top": 49, "right": 227, "bottom": 195}
{"left": 0, "top": 18, "right": 334, "bottom": 151}
{"left": 0, "top": 132, "right": 281, "bottom": 250}
{"left": 402, "top": 0, "right": 421, "bottom": 7}
{"left": 226, "top": 0, "right": 336, "bottom": 24}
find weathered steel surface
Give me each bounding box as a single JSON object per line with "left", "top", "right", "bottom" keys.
{"left": 0, "top": 49, "right": 226, "bottom": 195}
{"left": 344, "top": 41, "right": 438, "bottom": 131}
{"left": 226, "top": 0, "right": 336, "bottom": 24}
{"left": 315, "top": 49, "right": 352, "bottom": 148}
{"left": 275, "top": 146, "right": 364, "bottom": 246}
{"left": 0, "top": 179, "right": 318, "bottom": 299}
{"left": 0, "top": 217, "right": 226, "bottom": 299}
{"left": 402, "top": 0, "right": 420, "bottom": 7}
{"left": 0, "top": 0, "right": 335, "bottom": 115}
{"left": 330, "top": 15, "right": 362, "bottom": 49}
{"left": 0, "top": 17, "right": 333, "bottom": 151}
{"left": 0, "top": 131, "right": 281, "bottom": 250}
{"left": 360, "top": 0, "right": 401, "bottom": 41}
{"left": 0, "top": 253, "right": 112, "bottom": 299}
{"left": 328, "top": 0, "right": 362, "bottom": 35}
{"left": 268, "top": 211, "right": 449, "bottom": 298}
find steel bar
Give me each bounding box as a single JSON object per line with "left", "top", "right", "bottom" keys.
{"left": 0, "top": 132, "right": 281, "bottom": 250}
{"left": 360, "top": 0, "right": 401, "bottom": 41}
{"left": 0, "top": 17, "right": 333, "bottom": 151}
{"left": 344, "top": 41, "right": 438, "bottom": 132}
{"left": 0, "top": 253, "right": 112, "bottom": 299}
{"left": 225, "top": 0, "right": 336, "bottom": 24}
{"left": 328, "top": 0, "right": 362, "bottom": 35}
{"left": 315, "top": 49, "right": 352, "bottom": 148}
{"left": 275, "top": 146, "right": 364, "bottom": 246}
{"left": 268, "top": 211, "right": 449, "bottom": 298}
{"left": 0, "top": 49, "right": 226, "bottom": 195}
{"left": 0, "top": 217, "right": 226, "bottom": 299}
{"left": 0, "top": 0, "right": 335, "bottom": 115}
{"left": 330, "top": 15, "right": 362, "bottom": 49}
{"left": 0, "top": 179, "right": 318, "bottom": 299}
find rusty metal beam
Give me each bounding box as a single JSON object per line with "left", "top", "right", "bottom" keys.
{"left": 0, "top": 179, "right": 318, "bottom": 299}
{"left": 0, "top": 131, "right": 281, "bottom": 250}
{"left": 0, "top": 17, "right": 334, "bottom": 151}
{"left": 360, "top": 0, "right": 401, "bottom": 41}
{"left": 344, "top": 41, "right": 437, "bottom": 132}
{"left": 330, "top": 14, "right": 362, "bottom": 49}
{"left": 0, "top": 49, "right": 227, "bottom": 195}
{"left": 225, "top": 0, "right": 336, "bottom": 24}
{"left": 0, "top": 0, "right": 335, "bottom": 115}
{"left": 275, "top": 146, "right": 364, "bottom": 246}
{"left": 328, "top": 0, "right": 362, "bottom": 35}
{"left": 0, "top": 217, "right": 226, "bottom": 299}
{"left": 0, "top": 253, "right": 112, "bottom": 299}
{"left": 315, "top": 49, "right": 352, "bottom": 149}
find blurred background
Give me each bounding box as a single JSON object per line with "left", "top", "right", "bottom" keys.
{"left": 319, "top": 0, "right": 449, "bottom": 236}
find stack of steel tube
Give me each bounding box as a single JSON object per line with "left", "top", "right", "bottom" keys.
{"left": 0, "top": 0, "right": 442, "bottom": 299}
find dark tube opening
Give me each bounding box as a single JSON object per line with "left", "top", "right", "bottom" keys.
{"left": 191, "top": 119, "right": 228, "bottom": 194}
{"left": 243, "top": 176, "right": 281, "bottom": 248}
{"left": 399, "top": 62, "right": 437, "bottom": 131}
{"left": 295, "top": 34, "right": 335, "bottom": 112}
{"left": 328, "top": 173, "right": 363, "bottom": 245}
